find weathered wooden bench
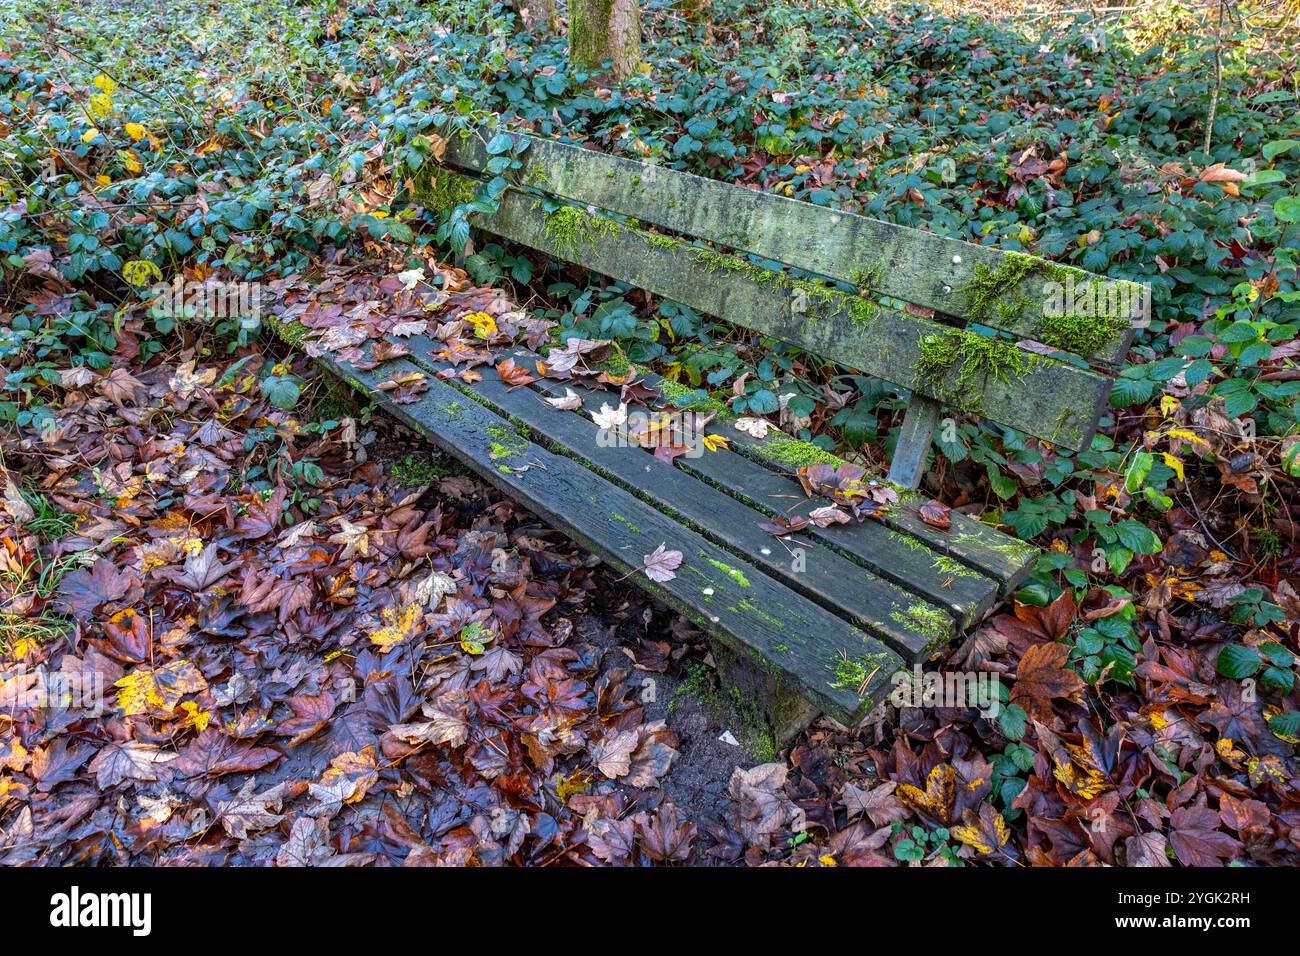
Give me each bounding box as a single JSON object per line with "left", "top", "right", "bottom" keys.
{"left": 276, "top": 125, "right": 1148, "bottom": 744}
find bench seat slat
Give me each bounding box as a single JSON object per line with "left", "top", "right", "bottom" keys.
{"left": 441, "top": 128, "right": 1142, "bottom": 365}
{"left": 515, "top": 361, "right": 1006, "bottom": 627}
{"left": 423, "top": 176, "right": 1112, "bottom": 451}
{"left": 426, "top": 353, "right": 954, "bottom": 661}
{"left": 309, "top": 350, "right": 901, "bottom": 725}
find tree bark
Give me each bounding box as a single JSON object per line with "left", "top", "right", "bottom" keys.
{"left": 569, "top": 0, "right": 641, "bottom": 82}
{"left": 516, "top": 0, "right": 558, "bottom": 34}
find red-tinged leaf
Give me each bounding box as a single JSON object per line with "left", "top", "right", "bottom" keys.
{"left": 759, "top": 515, "right": 809, "bottom": 537}
{"left": 634, "top": 803, "right": 696, "bottom": 862}
{"left": 1169, "top": 804, "right": 1242, "bottom": 866}
{"left": 495, "top": 358, "right": 537, "bottom": 387}
{"left": 172, "top": 729, "right": 281, "bottom": 779}
{"left": 642, "top": 544, "right": 683, "bottom": 583}
{"left": 56, "top": 558, "right": 140, "bottom": 619}
{"left": 1009, "top": 642, "right": 1085, "bottom": 719}
{"left": 918, "top": 499, "right": 951, "bottom": 529}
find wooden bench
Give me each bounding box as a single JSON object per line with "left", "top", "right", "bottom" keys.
{"left": 275, "top": 125, "right": 1148, "bottom": 743}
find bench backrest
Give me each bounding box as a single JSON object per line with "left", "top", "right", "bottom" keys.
{"left": 422, "top": 126, "right": 1149, "bottom": 485}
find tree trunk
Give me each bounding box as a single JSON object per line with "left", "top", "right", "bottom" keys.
{"left": 516, "top": 0, "right": 558, "bottom": 34}
{"left": 569, "top": 0, "right": 641, "bottom": 83}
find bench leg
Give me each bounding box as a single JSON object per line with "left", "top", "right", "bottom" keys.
{"left": 708, "top": 639, "right": 821, "bottom": 748}
{"left": 887, "top": 395, "right": 943, "bottom": 490}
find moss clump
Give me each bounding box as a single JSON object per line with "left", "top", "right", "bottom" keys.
{"left": 264, "top": 314, "right": 310, "bottom": 346}
{"left": 828, "top": 650, "right": 893, "bottom": 694}
{"left": 690, "top": 246, "right": 789, "bottom": 288}
{"left": 657, "top": 378, "right": 730, "bottom": 414}
{"left": 890, "top": 602, "right": 952, "bottom": 645}
{"left": 1036, "top": 296, "right": 1130, "bottom": 356}
{"left": 964, "top": 250, "right": 1040, "bottom": 324}
{"left": 705, "top": 555, "right": 751, "bottom": 588}
{"left": 754, "top": 432, "right": 844, "bottom": 469}
{"left": 931, "top": 554, "right": 983, "bottom": 579}
{"left": 543, "top": 204, "right": 620, "bottom": 258}
{"left": 486, "top": 423, "right": 529, "bottom": 465}
{"left": 643, "top": 231, "right": 681, "bottom": 250}
{"left": 421, "top": 170, "right": 477, "bottom": 212}
{"left": 913, "top": 328, "right": 1033, "bottom": 409}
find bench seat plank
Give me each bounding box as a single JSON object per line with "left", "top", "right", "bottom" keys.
{"left": 513, "top": 360, "right": 1005, "bottom": 628}
{"left": 307, "top": 349, "right": 902, "bottom": 726}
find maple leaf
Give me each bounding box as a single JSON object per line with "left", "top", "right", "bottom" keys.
{"left": 918, "top": 499, "right": 951, "bottom": 529}
{"left": 582, "top": 808, "right": 637, "bottom": 864}
{"left": 591, "top": 402, "right": 628, "bottom": 430}
{"left": 161, "top": 543, "right": 236, "bottom": 592}
{"left": 2, "top": 472, "right": 34, "bottom": 525}
{"left": 642, "top": 544, "right": 683, "bottom": 583}
{"left": 633, "top": 803, "right": 696, "bottom": 862}
{"left": 729, "top": 763, "right": 798, "bottom": 846}
{"left": 495, "top": 357, "right": 536, "bottom": 387}
{"left": 215, "top": 778, "right": 295, "bottom": 838}
{"left": 88, "top": 741, "right": 178, "bottom": 789}
{"left": 841, "top": 781, "right": 908, "bottom": 827}
{"left": 733, "top": 417, "right": 770, "bottom": 438}
{"left": 808, "top": 505, "right": 850, "bottom": 527}
{"left": 1010, "top": 642, "right": 1085, "bottom": 719}
{"left": 896, "top": 763, "right": 957, "bottom": 826}
{"left": 57, "top": 558, "right": 140, "bottom": 619}
{"left": 168, "top": 359, "right": 217, "bottom": 398}
{"left": 115, "top": 659, "right": 208, "bottom": 716}
{"left": 389, "top": 688, "right": 470, "bottom": 749}
{"left": 951, "top": 802, "right": 1014, "bottom": 858}
{"left": 1169, "top": 803, "right": 1242, "bottom": 866}
{"left": 543, "top": 387, "right": 583, "bottom": 411}
{"left": 1125, "top": 830, "right": 1172, "bottom": 867}
{"left": 329, "top": 516, "right": 380, "bottom": 560}
{"left": 172, "top": 729, "right": 280, "bottom": 779}
{"left": 367, "top": 601, "right": 424, "bottom": 651}
{"left": 306, "top": 747, "right": 379, "bottom": 818}
{"left": 276, "top": 815, "right": 335, "bottom": 867}
{"left": 235, "top": 485, "right": 287, "bottom": 539}
{"left": 590, "top": 729, "right": 639, "bottom": 779}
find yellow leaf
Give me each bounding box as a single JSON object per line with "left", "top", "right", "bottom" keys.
{"left": 80, "top": 127, "right": 101, "bottom": 144}
{"left": 92, "top": 74, "right": 117, "bottom": 94}
{"left": 1160, "top": 452, "right": 1184, "bottom": 482}
{"left": 89, "top": 92, "right": 113, "bottom": 119}
{"left": 115, "top": 660, "right": 207, "bottom": 716}
{"left": 177, "top": 700, "right": 212, "bottom": 732}
{"left": 1159, "top": 395, "right": 1180, "bottom": 417}
{"left": 367, "top": 602, "right": 423, "bottom": 650}
{"left": 124, "top": 122, "right": 146, "bottom": 142}
{"left": 121, "top": 149, "right": 142, "bottom": 173}
{"left": 702, "top": 433, "right": 730, "bottom": 453}
{"left": 123, "top": 259, "right": 163, "bottom": 287}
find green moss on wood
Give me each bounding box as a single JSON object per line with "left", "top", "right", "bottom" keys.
{"left": 657, "top": 378, "right": 730, "bottom": 414}
{"left": 754, "top": 432, "right": 844, "bottom": 469}
{"left": 421, "top": 169, "right": 478, "bottom": 212}
{"left": 913, "top": 328, "right": 1033, "bottom": 410}
{"left": 705, "top": 555, "right": 752, "bottom": 588}
{"left": 542, "top": 204, "right": 620, "bottom": 259}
